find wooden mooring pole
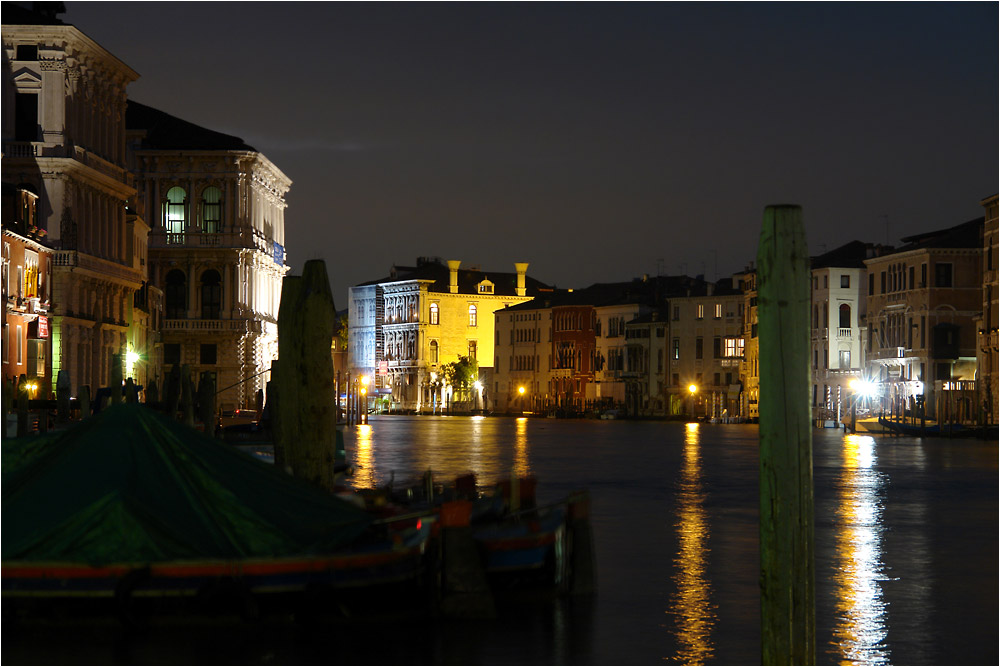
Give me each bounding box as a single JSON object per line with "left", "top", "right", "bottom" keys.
{"left": 757, "top": 205, "right": 815, "bottom": 665}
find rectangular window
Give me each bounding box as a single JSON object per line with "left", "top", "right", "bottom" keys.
{"left": 164, "top": 343, "right": 181, "bottom": 366}
{"left": 880, "top": 271, "right": 886, "bottom": 293}
{"left": 672, "top": 338, "right": 680, "bottom": 360}
{"left": 839, "top": 349, "right": 851, "bottom": 369}
{"left": 934, "top": 263, "right": 953, "bottom": 288}
{"left": 725, "top": 372, "right": 732, "bottom": 385}
{"left": 469, "top": 340, "right": 477, "bottom": 360}
{"left": 16, "top": 44, "right": 38, "bottom": 60}
{"left": 16, "top": 325, "right": 23, "bottom": 365}
{"left": 714, "top": 303, "right": 722, "bottom": 319}
{"left": 921, "top": 263, "right": 927, "bottom": 287}
{"left": 840, "top": 275, "right": 850, "bottom": 288}
{"left": 713, "top": 372, "right": 721, "bottom": 386}
{"left": 695, "top": 337, "right": 703, "bottom": 359}
{"left": 672, "top": 305, "right": 680, "bottom": 321}
{"left": 14, "top": 93, "right": 38, "bottom": 142}
{"left": 823, "top": 275, "right": 828, "bottom": 288}
{"left": 672, "top": 373, "right": 679, "bottom": 386}
{"left": 696, "top": 304, "right": 704, "bottom": 320}
{"left": 712, "top": 337, "right": 721, "bottom": 358}
{"left": 200, "top": 344, "right": 217, "bottom": 365}
{"left": 869, "top": 273, "right": 874, "bottom": 296}
{"left": 909, "top": 265, "right": 915, "bottom": 290}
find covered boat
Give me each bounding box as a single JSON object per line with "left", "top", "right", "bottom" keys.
{"left": 2, "top": 404, "right": 429, "bottom": 607}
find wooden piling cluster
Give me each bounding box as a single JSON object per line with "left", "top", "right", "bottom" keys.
{"left": 271, "top": 259, "right": 339, "bottom": 490}
{"left": 756, "top": 205, "right": 816, "bottom": 665}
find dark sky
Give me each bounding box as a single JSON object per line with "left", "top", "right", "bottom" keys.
{"left": 63, "top": 2, "right": 998, "bottom": 298}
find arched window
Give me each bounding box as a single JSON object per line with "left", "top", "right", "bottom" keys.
{"left": 201, "top": 269, "right": 222, "bottom": 320}
{"left": 201, "top": 186, "right": 222, "bottom": 234}
{"left": 430, "top": 340, "right": 439, "bottom": 364}
{"left": 468, "top": 304, "right": 478, "bottom": 327}
{"left": 164, "top": 187, "right": 187, "bottom": 243}
{"left": 429, "top": 303, "right": 439, "bottom": 325}
{"left": 839, "top": 304, "right": 851, "bottom": 329}
{"left": 165, "top": 269, "right": 187, "bottom": 319}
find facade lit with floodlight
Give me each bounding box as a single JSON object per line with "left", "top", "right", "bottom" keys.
{"left": 126, "top": 102, "right": 291, "bottom": 411}
{"left": 348, "top": 258, "right": 549, "bottom": 412}
{"left": 2, "top": 7, "right": 143, "bottom": 399}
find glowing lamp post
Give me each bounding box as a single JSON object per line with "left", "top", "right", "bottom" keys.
{"left": 360, "top": 375, "right": 369, "bottom": 424}
{"left": 518, "top": 385, "right": 526, "bottom": 414}
{"left": 688, "top": 384, "right": 698, "bottom": 420}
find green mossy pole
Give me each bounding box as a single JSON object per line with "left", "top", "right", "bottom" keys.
{"left": 757, "top": 205, "right": 815, "bottom": 665}
{"left": 275, "top": 260, "right": 339, "bottom": 489}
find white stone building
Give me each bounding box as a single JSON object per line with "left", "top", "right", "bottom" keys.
{"left": 126, "top": 101, "right": 290, "bottom": 411}
{"left": 3, "top": 7, "right": 144, "bottom": 398}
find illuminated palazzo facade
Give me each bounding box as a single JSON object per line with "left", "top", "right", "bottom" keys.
{"left": 2, "top": 12, "right": 145, "bottom": 398}
{"left": 349, "top": 258, "right": 547, "bottom": 412}
{"left": 127, "top": 102, "right": 290, "bottom": 411}
{"left": 863, "top": 217, "right": 983, "bottom": 420}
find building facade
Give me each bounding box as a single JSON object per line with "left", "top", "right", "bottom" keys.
{"left": 864, "top": 217, "right": 983, "bottom": 421}
{"left": 126, "top": 101, "right": 291, "bottom": 411}
{"left": 809, "top": 241, "right": 885, "bottom": 423}
{"left": 348, "top": 258, "right": 549, "bottom": 412}
{"left": 977, "top": 194, "right": 998, "bottom": 424}
{"left": 3, "top": 9, "right": 144, "bottom": 399}
{"left": 666, "top": 284, "right": 744, "bottom": 419}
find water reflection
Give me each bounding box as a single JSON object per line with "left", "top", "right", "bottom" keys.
{"left": 514, "top": 417, "right": 530, "bottom": 478}
{"left": 353, "top": 424, "right": 375, "bottom": 488}
{"left": 666, "top": 422, "right": 716, "bottom": 664}
{"left": 832, "top": 434, "right": 890, "bottom": 665}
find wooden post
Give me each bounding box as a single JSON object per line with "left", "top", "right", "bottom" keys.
{"left": 756, "top": 204, "right": 815, "bottom": 665}
{"left": 180, "top": 365, "right": 195, "bottom": 427}
{"left": 79, "top": 385, "right": 91, "bottom": 420}
{"left": 198, "top": 371, "right": 216, "bottom": 437}
{"left": 165, "top": 365, "right": 181, "bottom": 419}
{"left": 56, "top": 370, "right": 71, "bottom": 423}
{"left": 274, "top": 260, "right": 339, "bottom": 489}
{"left": 146, "top": 379, "right": 159, "bottom": 408}
{"left": 110, "top": 353, "right": 123, "bottom": 405}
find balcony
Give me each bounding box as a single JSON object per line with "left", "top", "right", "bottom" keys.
{"left": 837, "top": 328, "right": 853, "bottom": 340}
{"left": 164, "top": 318, "right": 263, "bottom": 334}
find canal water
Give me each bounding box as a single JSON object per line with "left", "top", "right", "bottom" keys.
{"left": 6, "top": 416, "right": 996, "bottom": 665}
{"left": 337, "top": 415, "right": 997, "bottom": 666}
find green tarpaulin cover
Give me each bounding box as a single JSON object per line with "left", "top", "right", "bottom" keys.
{"left": 2, "top": 404, "right": 371, "bottom": 565}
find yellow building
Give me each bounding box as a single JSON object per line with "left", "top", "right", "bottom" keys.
{"left": 348, "top": 258, "right": 551, "bottom": 412}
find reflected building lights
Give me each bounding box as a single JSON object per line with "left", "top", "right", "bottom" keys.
{"left": 514, "top": 417, "right": 530, "bottom": 478}
{"left": 353, "top": 424, "right": 375, "bottom": 489}
{"left": 667, "top": 422, "right": 716, "bottom": 664}
{"left": 832, "top": 434, "right": 890, "bottom": 666}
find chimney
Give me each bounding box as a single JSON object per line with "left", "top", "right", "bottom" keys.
{"left": 447, "top": 260, "right": 461, "bottom": 293}
{"left": 514, "top": 262, "right": 529, "bottom": 297}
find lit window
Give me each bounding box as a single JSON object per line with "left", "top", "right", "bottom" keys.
{"left": 469, "top": 340, "right": 477, "bottom": 360}
{"left": 696, "top": 304, "right": 704, "bottom": 319}
{"left": 714, "top": 303, "right": 722, "bottom": 319}
{"left": 469, "top": 304, "right": 478, "bottom": 327}
{"left": 430, "top": 303, "right": 439, "bottom": 325}
{"left": 724, "top": 337, "right": 745, "bottom": 357}
{"left": 164, "top": 187, "right": 187, "bottom": 243}
{"left": 430, "top": 340, "right": 439, "bottom": 363}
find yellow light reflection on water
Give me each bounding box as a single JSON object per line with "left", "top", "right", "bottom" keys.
{"left": 514, "top": 417, "right": 530, "bottom": 478}
{"left": 832, "top": 434, "right": 890, "bottom": 665}
{"left": 353, "top": 424, "right": 375, "bottom": 489}
{"left": 667, "top": 421, "right": 716, "bottom": 664}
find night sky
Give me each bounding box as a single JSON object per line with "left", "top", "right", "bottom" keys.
{"left": 62, "top": 2, "right": 998, "bottom": 299}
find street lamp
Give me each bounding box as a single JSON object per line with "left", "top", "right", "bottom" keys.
{"left": 518, "top": 385, "right": 526, "bottom": 414}
{"left": 688, "top": 384, "right": 698, "bottom": 420}
{"left": 360, "top": 375, "right": 369, "bottom": 424}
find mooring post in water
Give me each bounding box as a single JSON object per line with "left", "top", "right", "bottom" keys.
{"left": 274, "top": 260, "right": 338, "bottom": 489}
{"left": 757, "top": 204, "right": 815, "bottom": 665}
